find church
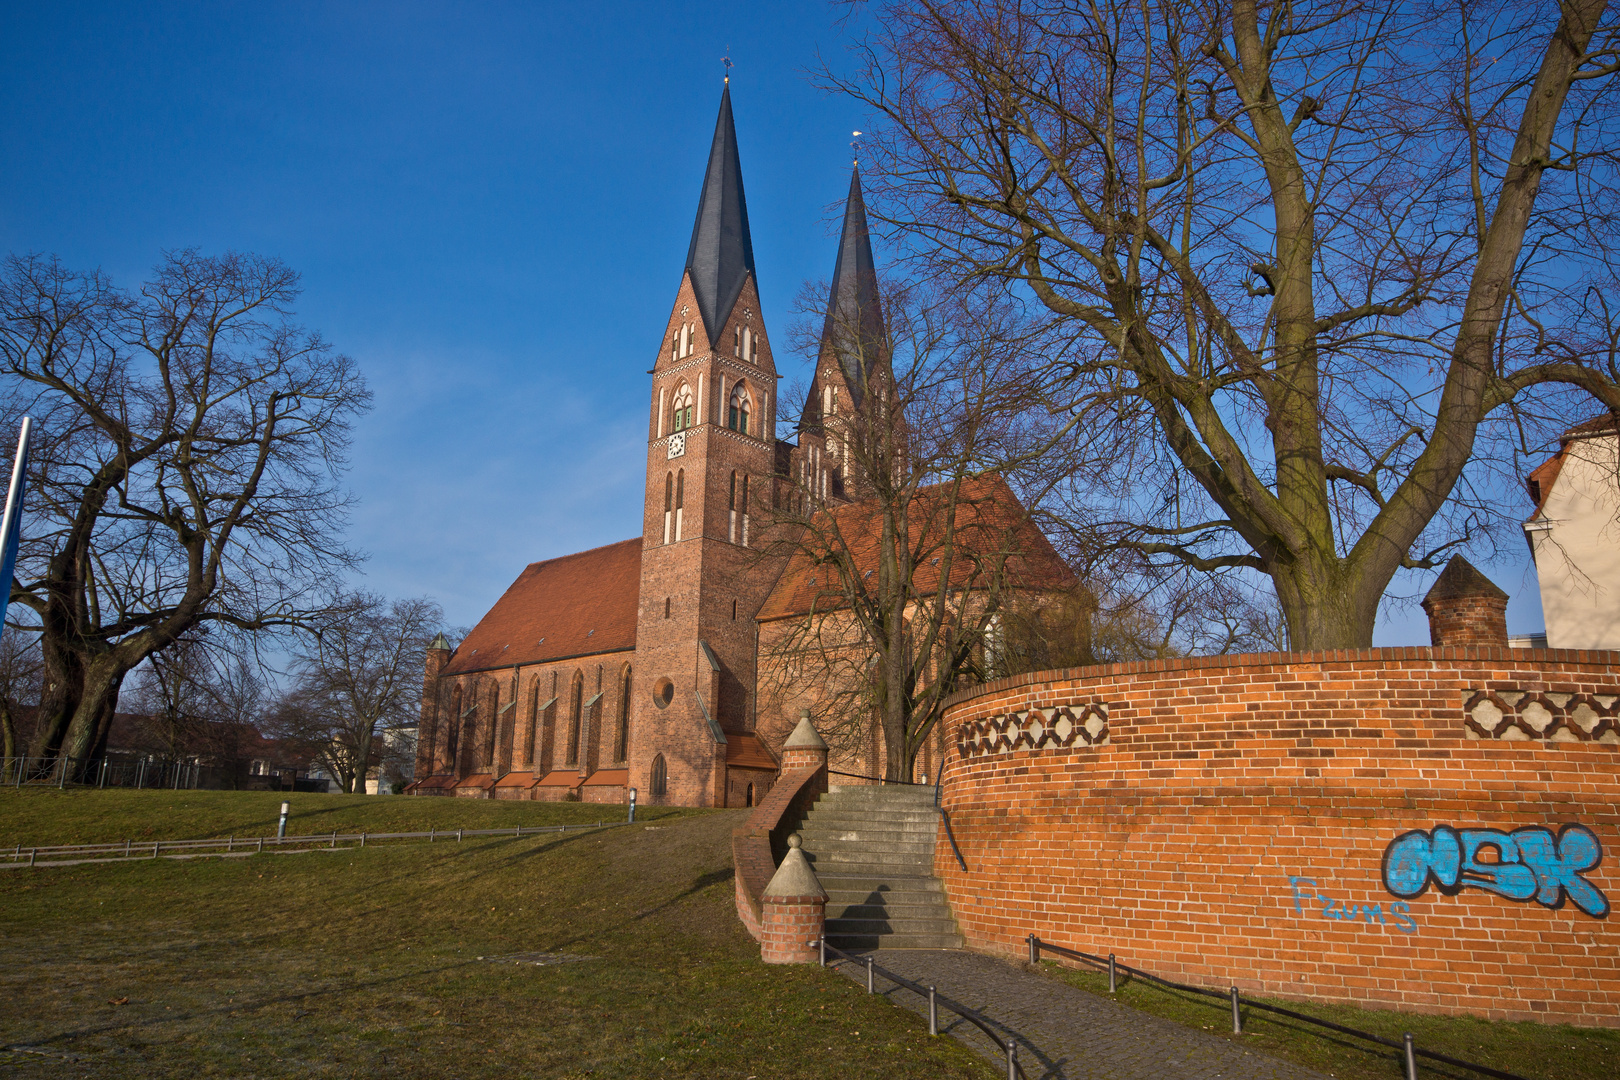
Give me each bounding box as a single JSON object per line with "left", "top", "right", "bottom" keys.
{"left": 407, "top": 84, "right": 1073, "bottom": 808}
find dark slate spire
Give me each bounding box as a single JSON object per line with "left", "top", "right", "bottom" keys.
{"left": 820, "top": 166, "right": 885, "bottom": 407}
{"left": 684, "top": 83, "right": 757, "bottom": 344}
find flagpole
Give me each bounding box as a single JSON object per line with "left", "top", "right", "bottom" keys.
{"left": 0, "top": 417, "right": 34, "bottom": 635}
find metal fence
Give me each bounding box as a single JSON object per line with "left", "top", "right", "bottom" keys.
{"left": 1026, "top": 933, "right": 1529, "bottom": 1080}
{"left": 820, "top": 938, "right": 1026, "bottom": 1080}
{"left": 2, "top": 755, "right": 206, "bottom": 790}
{"left": 2, "top": 821, "right": 621, "bottom": 868}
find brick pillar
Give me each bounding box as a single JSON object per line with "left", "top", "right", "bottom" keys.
{"left": 780, "top": 709, "right": 829, "bottom": 774}
{"left": 1421, "top": 556, "right": 1509, "bottom": 648}
{"left": 760, "top": 834, "right": 827, "bottom": 964}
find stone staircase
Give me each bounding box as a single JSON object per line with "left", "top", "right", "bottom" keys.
{"left": 798, "top": 784, "right": 964, "bottom": 950}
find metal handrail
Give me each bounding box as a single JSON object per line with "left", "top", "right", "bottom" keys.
{"left": 3, "top": 821, "right": 619, "bottom": 867}
{"left": 1027, "top": 934, "right": 1529, "bottom": 1080}
{"left": 820, "top": 939, "right": 1023, "bottom": 1079}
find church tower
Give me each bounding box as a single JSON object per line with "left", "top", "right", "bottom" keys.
{"left": 796, "top": 165, "right": 890, "bottom": 504}
{"left": 629, "top": 83, "right": 784, "bottom": 807}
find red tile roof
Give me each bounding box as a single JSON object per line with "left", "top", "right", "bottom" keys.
{"left": 725, "top": 733, "right": 777, "bottom": 771}
{"left": 536, "top": 770, "right": 582, "bottom": 787}
{"left": 758, "top": 474, "right": 1075, "bottom": 622}
{"left": 493, "top": 771, "right": 537, "bottom": 788}
{"left": 443, "top": 538, "right": 642, "bottom": 675}
{"left": 582, "top": 768, "right": 629, "bottom": 787}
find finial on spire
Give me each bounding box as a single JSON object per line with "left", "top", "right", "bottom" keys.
{"left": 723, "top": 50, "right": 733, "bottom": 83}
{"left": 851, "top": 130, "right": 863, "bottom": 166}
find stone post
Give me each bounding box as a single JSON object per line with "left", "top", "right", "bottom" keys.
{"left": 781, "top": 708, "right": 829, "bottom": 774}
{"left": 760, "top": 834, "right": 827, "bottom": 964}
{"left": 1421, "top": 556, "right": 1509, "bottom": 648}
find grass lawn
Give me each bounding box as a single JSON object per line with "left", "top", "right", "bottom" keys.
{"left": 0, "top": 790, "right": 992, "bottom": 1079}
{"left": 1036, "top": 959, "right": 1617, "bottom": 1080}
{"left": 0, "top": 788, "right": 672, "bottom": 848}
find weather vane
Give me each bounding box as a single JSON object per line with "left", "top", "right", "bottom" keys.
{"left": 851, "top": 130, "right": 863, "bottom": 166}
{"left": 723, "top": 50, "right": 733, "bottom": 83}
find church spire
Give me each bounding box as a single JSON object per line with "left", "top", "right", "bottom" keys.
{"left": 820, "top": 166, "right": 884, "bottom": 407}
{"left": 684, "top": 83, "right": 757, "bottom": 344}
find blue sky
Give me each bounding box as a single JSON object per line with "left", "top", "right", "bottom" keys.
{"left": 0, "top": 1, "right": 1545, "bottom": 644}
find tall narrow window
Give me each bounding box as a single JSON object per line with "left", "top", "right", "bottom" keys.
{"left": 615, "top": 666, "right": 632, "bottom": 762}
{"left": 731, "top": 599, "right": 737, "bottom": 620}
{"left": 728, "top": 471, "right": 737, "bottom": 543}
{"left": 445, "top": 685, "right": 462, "bottom": 772}
{"left": 740, "top": 474, "right": 750, "bottom": 547}
{"left": 663, "top": 473, "right": 673, "bottom": 545}
{"left": 650, "top": 753, "right": 668, "bottom": 798}
{"left": 664, "top": 597, "right": 671, "bottom": 619}
{"left": 674, "top": 470, "right": 684, "bottom": 541}
{"left": 566, "top": 675, "right": 583, "bottom": 766}
{"left": 733, "top": 326, "right": 740, "bottom": 356}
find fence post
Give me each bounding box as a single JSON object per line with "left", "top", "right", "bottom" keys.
{"left": 330, "top": 831, "right": 336, "bottom": 848}
{"left": 227, "top": 836, "right": 233, "bottom": 853}
{"left": 1005, "top": 1039, "right": 1018, "bottom": 1080}
{"left": 1026, "top": 933, "right": 1037, "bottom": 966}
{"left": 257, "top": 837, "right": 263, "bottom": 853}
{"left": 457, "top": 829, "right": 463, "bottom": 842}
{"left": 124, "top": 839, "right": 130, "bottom": 857}
{"left": 867, "top": 955, "right": 874, "bottom": 994}
{"left": 1230, "top": 986, "right": 1242, "bottom": 1034}
{"left": 430, "top": 828, "right": 435, "bottom": 842}
{"left": 58, "top": 759, "right": 67, "bottom": 788}
{"left": 819, "top": 937, "right": 826, "bottom": 968}
{"left": 1108, "top": 953, "right": 1116, "bottom": 994}
{"left": 1403, "top": 1033, "right": 1417, "bottom": 1080}
{"left": 928, "top": 986, "right": 938, "bottom": 1036}
{"left": 29, "top": 848, "right": 36, "bottom": 867}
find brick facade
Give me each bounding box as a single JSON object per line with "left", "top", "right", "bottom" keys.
{"left": 936, "top": 647, "right": 1620, "bottom": 1026}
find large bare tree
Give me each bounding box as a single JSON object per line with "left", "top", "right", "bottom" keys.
{"left": 833, "top": 0, "right": 1620, "bottom": 647}
{"left": 271, "top": 592, "right": 441, "bottom": 794}
{"left": 0, "top": 250, "right": 368, "bottom": 780}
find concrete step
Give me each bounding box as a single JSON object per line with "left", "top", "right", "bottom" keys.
{"left": 825, "top": 900, "right": 953, "bottom": 921}
{"left": 821, "top": 788, "right": 937, "bottom": 806}
{"left": 825, "top": 931, "right": 966, "bottom": 950}
{"left": 798, "top": 835, "right": 937, "bottom": 856}
{"left": 803, "top": 807, "right": 941, "bottom": 825}
{"left": 826, "top": 916, "right": 962, "bottom": 936}
{"left": 806, "top": 853, "right": 933, "bottom": 873}
{"left": 818, "top": 873, "right": 945, "bottom": 895}
{"left": 800, "top": 815, "right": 940, "bottom": 834}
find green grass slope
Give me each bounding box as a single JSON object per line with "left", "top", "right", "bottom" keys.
{"left": 0, "top": 793, "right": 990, "bottom": 1079}
{"left": 0, "top": 788, "right": 676, "bottom": 848}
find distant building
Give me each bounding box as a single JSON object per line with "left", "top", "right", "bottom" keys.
{"left": 1523, "top": 415, "right": 1620, "bottom": 650}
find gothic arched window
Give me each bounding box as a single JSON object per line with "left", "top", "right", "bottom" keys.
{"left": 663, "top": 472, "right": 673, "bottom": 545}
{"left": 728, "top": 382, "right": 750, "bottom": 435}
{"left": 650, "top": 753, "right": 668, "bottom": 798}
{"left": 671, "top": 384, "right": 694, "bottom": 432}
{"left": 566, "top": 673, "right": 583, "bottom": 766}
{"left": 615, "top": 665, "right": 632, "bottom": 762}
{"left": 674, "top": 469, "right": 685, "bottom": 541}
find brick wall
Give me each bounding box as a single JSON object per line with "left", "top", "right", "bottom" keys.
{"left": 1424, "top": 595, "right": 1509, "bottom": 647}
{"left": 937, "top": 647, "right": 1620, "bottom": 1026}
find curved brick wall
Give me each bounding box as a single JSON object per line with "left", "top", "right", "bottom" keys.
{"left": 935, "top": 647, "right": 1620, "bottom": 1026}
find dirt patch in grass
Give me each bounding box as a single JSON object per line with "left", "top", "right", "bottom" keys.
{"left": 0, "top": 795, "right": 991, "bottom": 1078}
{"left": 1035, "top": 960, "right": 1616, "bottom": 1080}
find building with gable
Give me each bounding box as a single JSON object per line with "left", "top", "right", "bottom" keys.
{"left": 407, "top": 84, "right": 1073, "bottom": 807}
{"left": 1523, "top": 414, "right": 1620, "bottom": 650}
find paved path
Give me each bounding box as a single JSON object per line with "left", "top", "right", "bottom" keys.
{"left": 831, "top": 950, "right": 1329, "bottom": 1080}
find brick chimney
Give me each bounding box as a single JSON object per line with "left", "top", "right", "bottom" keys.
{"left": 1421, "top": 556, "right": 1509, "bottom": 648}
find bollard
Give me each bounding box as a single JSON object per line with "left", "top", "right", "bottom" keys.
{"left": 819, "top": 937, "right": 827, "bottom": 968}
{"left": 277, "top": 801, "right": 289, "bottom": 839}
{"left": 928, "top": 986, "right": 938, "bottom": 1036}
{"left": 1006, "top": 1040, "right": 1018, "bottom": 1080}
{"left": 1108, "top": 953, "right": 1116, "bottom": 994}
{"left": 628, "top": 786, "right": 637, "bottom": 823}
{"left": 1026, "top": 933, "right": 1037, "bottom": 966}
{"left": 457, "top": 829, "right": 463, "bottom": 842}
{"left": 867, "top": 955, "right": 875, "bottom": 993}
{"left": 1230, "top": 986, "right": 1242, "bottom": 1034}
{"left": 1403, "top": 1033, "right": 1417, "bottom": 1079}
{"left": 257, "top": 837, "right": 263, "bottom": 853}
{"left": 361, "top": 832, "right": 366, "bottom": 848}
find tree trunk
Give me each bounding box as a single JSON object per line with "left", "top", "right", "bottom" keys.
{"left": 56, "top": 659, "right": 125, "bottom": 782}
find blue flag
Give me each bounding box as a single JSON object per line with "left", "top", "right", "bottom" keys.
{"left": 0, "top": 417, "right": 34, "bottom": 634}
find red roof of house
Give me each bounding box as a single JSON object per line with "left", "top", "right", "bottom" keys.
{"left": 443, "top": 538, "right": 642, "bottom": 675}
{"left": 725, "top": 733, "right": 777, "bottom": 771}
{"left": 1525, "top": 414, "right": 1620, "bottom": 520}
{"left": 758, "top": 474, "right": 1075, "bottom": 622}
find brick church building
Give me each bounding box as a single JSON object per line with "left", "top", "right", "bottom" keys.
{"left": 407, "top": 84, "right": 1072, "bottom": 807}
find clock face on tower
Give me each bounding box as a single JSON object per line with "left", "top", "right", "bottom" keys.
{"left": 667, "top": 431, "right": 686, "bottom": 459}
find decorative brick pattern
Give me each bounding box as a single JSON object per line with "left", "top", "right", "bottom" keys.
{"left": 936, "top": 647, "right": 1620, "bottom": 1027}
{"left": 956, "top": 702, "right": 1108, "bottom": 758}
{"left": 1463, "top": 688, "right": 1620, "bottom": 742}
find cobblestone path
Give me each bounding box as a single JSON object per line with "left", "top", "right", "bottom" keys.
{"left": 830, "top": 950, "right": 1330, "bottom": 1080}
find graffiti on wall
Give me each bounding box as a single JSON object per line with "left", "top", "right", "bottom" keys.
{"left": 1381, "top": 824, "right": 1609, "bottom": 919}
{"left": 1289, "top": 877, "right": 1417, "bottom": 933}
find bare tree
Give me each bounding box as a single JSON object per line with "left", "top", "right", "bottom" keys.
{"left": 831, "top": 0, "right": 1620, "bottom": 648}
{"left": 272, "top": 593, "right": 441, "bottom": 794}
{"left": 0, "top": 250, "right": 368, "bottom": 780}
{"left": 760, "top": 284, "right": 1076, "bottom": 779}
{"left": 0, "top": 622, "right": 42, "bottom": 769}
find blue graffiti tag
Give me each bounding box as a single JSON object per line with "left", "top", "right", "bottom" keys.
{"left": 1289, "top": 877, "right": 1416, "bottom": 934}
{"left": 1381, "top": 824, "right": 1609, "bottom": 919}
